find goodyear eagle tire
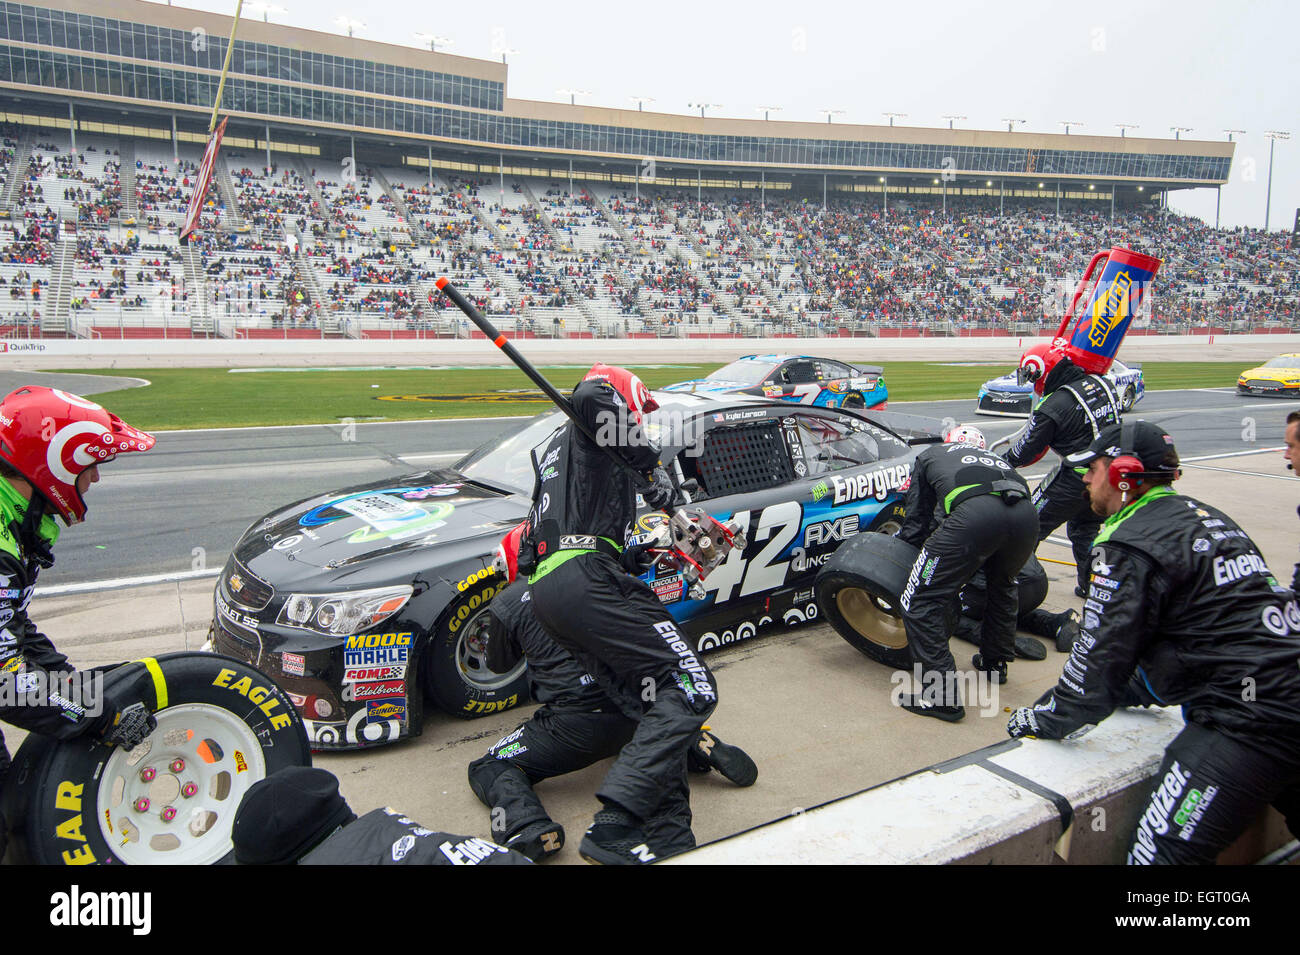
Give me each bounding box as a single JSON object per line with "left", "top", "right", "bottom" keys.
{"left": 1, "top": 652, "right": 310, "bottom": 865}
{"left": 1121, "top": 384, "right": 1137, "bottom": 412}
{"left": 815, "top": 532, "right": 920, "bottom": 669}
{"left": 422, "top": 577, "right": 529, "bottom": 719}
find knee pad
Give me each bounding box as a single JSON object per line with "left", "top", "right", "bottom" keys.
{"left": 467, "top": 753, "right": 518, "bottom": 802}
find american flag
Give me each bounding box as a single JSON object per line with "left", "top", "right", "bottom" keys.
{"left": 179, "top": 118, "right": 227, "bottom": 246}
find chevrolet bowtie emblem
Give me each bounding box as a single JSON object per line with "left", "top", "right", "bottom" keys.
{"left": 229, "top": 574, "right": 244, "bottom": 593}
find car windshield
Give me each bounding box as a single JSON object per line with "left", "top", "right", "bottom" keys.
{"left": 456, "top": 411, "right": 565, "bottom": 494}
{"left": 1263, "top": 357, "right": 1300, "bottom": 369}
{"left": 708, "top": 359, "right": 778, "bottom": 385}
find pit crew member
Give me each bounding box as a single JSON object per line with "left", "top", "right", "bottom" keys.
{"left": 1007, "top": 420, "right": 1300, "bottom": 864}
{"left": 895, "top": 426, "right": 1037, "bottom": 721}
{"left": 1007, "top": 348, "right": 1123, "bottom": 596}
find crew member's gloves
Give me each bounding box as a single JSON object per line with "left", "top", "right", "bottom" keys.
{"left": 1006, "top": 707, "right": 1038, "bottom": 740}
{"left": 94, "top": 701, "right": 157, "bottom": 750}
{"left": 621, "top": 541, "right": 656, "bottom": 575}
{"left": 643, "top": 469, "right": 674, "bottom": 510}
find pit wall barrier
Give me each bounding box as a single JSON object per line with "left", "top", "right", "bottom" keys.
{"left": 667, "top": 708, "right": 1291, "bottom": 865}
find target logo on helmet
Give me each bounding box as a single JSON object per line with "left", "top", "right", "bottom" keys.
{"left": 583, "top": 363, "right": 659, "bottom": 419}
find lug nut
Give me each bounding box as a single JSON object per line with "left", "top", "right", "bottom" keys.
{"left": 160, "top": 806, "right": 177, "bottom": 822}
{"left": 133, "top": 796, "right": 150, "bottom": 812}
{"left": 169, "top": 758, "right": 186, "bottom": 773}
{"left": 140, "top": 767, "right": 157, "bottom": 782}
{"left": 181, "top": 782, "right": 198, "bottom": 798}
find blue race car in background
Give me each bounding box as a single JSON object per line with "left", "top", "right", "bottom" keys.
{"left": 975, "top": 358, "right": 1144, "bottom": 417}
{"left": 663, "top": 354, "right": 888, "bottom": 410}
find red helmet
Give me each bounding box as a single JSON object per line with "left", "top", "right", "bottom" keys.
{"left": 582, "top": 363, "right": 659, "bottom": 423}
{"left": 1018, "top": 341, "right": 1068, "bottom": 396}
{"left": 493, "top": 521, "right": 529, "bottom": 583}
{"left": 0, "top": 386, "right": 156, "bottom": 524}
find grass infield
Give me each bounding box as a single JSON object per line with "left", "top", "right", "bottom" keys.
{"left": 53, "top": 362, "right": 1252, "bottom": 431}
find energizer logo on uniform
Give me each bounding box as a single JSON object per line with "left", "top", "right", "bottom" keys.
{"left": 653, "top": 620, "right": 716, "bottom": 702}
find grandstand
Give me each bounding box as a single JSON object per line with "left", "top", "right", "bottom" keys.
{"left": 0, "top": 0, "right": 1293, "bottom": 341}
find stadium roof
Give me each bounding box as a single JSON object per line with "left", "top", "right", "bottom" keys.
{"left": 0, "top": 0, "right": 1233, "bottom": 191}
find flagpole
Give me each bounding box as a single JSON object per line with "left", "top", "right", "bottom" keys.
{"left": 209, "top": 0, "right": 245, "bottom": 134}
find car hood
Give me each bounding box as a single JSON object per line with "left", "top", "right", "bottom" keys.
{"left": 231, "top": 468, "right": 527, "bottom": 590}
{"left": 1241, "top": 366, "right": 1300, "bottom": 380}
{"left": 661, "top": 379, "right": 751, "bottom": 394}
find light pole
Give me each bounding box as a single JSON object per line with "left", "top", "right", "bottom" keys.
{"left": 689, "top": 102, "right": 722, "bottom": 118}
{"left": 941, "top": 114, "right": 966, "bottom": 130}
{"left": 557, "top": 88, "right": 591, "bottom": 106}
{"left": 248, "top": 2, "right": 286, "bottom": 22}
{"left": 333, "top": 15, "right": 365, "bottom": 37}
{"left": 1264, "top": 131, "right": 1291, "bottom": 231}
{"left": 414, "top": 33, "right": 454, "bottom": 52}
{"left": 1058, "top": 120, "right": 1084, "bottom": 135}
{"left": 818, "top": 108, "right": 845, "bottom": 124}
{"left": 756, "top": 105, "right": 782, "bottom": 122}
{"left": 629, "top": 96, "right": 655, "bottom": 112}
{"left": 1002, "top": 118, "right": 1026, "bottom": 133}
{"left": 1114, "top": 123, "right": 1139, "bottom": 138}
{"left": 882, "top": 112, "right": 907, "bottom": 127}
{"left": 498, "top": 47, "right": 519, "bottom": 64}
{"left": 1170, "top": 126, "right": 1193, "bottom": 140}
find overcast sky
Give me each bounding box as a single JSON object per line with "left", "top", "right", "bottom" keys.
{"left": 163, "top": 0, "right": 1297, "bottom": 232}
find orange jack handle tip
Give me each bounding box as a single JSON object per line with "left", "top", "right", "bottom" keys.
{"left": 493, "top": 335, "right": 507, "bottom": 347}
{"left": 435, "top": 277, "right": 449, "bottom": 289}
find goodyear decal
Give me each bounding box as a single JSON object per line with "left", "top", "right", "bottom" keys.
{"left": 455, "top": 568, "right": 497, "bottom": 592}
{"left": 448, "top": 582, "right": 506, "bottom": 633}
{"left": 53, "top": 781, "right": 96, "bottom": 865}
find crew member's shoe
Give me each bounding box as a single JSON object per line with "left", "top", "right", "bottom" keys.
{"left": 504, "top": 820, "right": 565, "bottom": 862}
{"left": 898, "top": 693, "right": 965, "bottom": 723}
{"left": 1074, "top": 585, "right": 1087, "bottom": 599}
{"left": 579, "top": 809, "right": 656, "bottom": 865}
{"left": 1053, "top": 609, "right": 1081, "bottom": 653}
{"left": 692, "top": 727, "right": 758, "bottom": 787}
{"left": 1013, "top": 635, "right": 1047, "bottom": 660}
{"left": 972, "top": 654, "right": 1009, "bottom": 685}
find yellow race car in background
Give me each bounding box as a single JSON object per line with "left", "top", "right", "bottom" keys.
{"left": 1237, "top": 354, "right": 1300, "bottom": 396}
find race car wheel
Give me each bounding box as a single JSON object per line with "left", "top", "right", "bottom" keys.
{"left": 1, "top": 652, "right": 310, "bottom": 865}
{"left": 422, "top": 578, "right": 529, "bottom": 719}
{"left": 843, "top": 392, "right": 866, "bottom": 410}
{"left": 815, "top": 532, "right": 919, "bottom": 669}
{"left": 868, "top": 502, "right": 907, "bottom": 537}
{"left": 1120, "top": 384, "right": 1137, "bottom": 412}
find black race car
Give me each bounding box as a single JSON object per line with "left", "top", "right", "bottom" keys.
{"left": 206, "top": 394, "right": 941, "bottom": 750}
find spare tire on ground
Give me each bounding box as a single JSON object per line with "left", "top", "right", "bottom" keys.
{"left": 815, "top": 532, "right": 920, "bottom": 669}
{"left": 1, "top": 651, "right": 311, "bottom": 865}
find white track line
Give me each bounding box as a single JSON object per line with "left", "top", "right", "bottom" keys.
{"left": 38, "top": 567, "right": 221, "bottom": 597}
{"left": 153, "top": 416, "right": 530, "bottom": 435}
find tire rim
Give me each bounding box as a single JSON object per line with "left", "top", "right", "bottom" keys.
{"left": 836, "top": 587, "right": 909, "bottom": 650}
{"left": 456, "top": 606, "right": 527, "bottom": 692}
{"left": 97, "top": 703, "right": 266, "bottom": 865}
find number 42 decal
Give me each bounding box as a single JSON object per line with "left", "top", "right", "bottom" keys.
{"left": 700, "top": 501, "right": 802, "bottom": 602}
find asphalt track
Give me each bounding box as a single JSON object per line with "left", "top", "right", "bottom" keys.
{"left": 36, "top": 385, "right": 1298, "bottom": 587}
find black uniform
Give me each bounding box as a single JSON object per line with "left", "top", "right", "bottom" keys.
{"left": 526, "top": 379, "right": 715, "bottom": 827}
{"left": 1015, "top": 486, "right": 1300, "bottom": 864}
{"left": 896, "top": 442, "right": 1038, "bottom": 684}
{"left": 0, "top": 479, "right": 99, "bottom": 790}
{"left": 467, "top": 581, "right": 696, "bottom": 856}
{"left": 1005, "top": 360, "right": 1122, "bottom": 592}
{"left": 953, "top": 554, "right": 1058, "bottom": 641}
{"left": 299, "top": 807, "right": 532, "bottom": 865}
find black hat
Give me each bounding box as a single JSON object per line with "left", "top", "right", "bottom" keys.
{"left": 232, "top": 766, "right": 356, "bottom": 864}
{"left": 1066, "top": 420, "right": 1177, "bottom": 470}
